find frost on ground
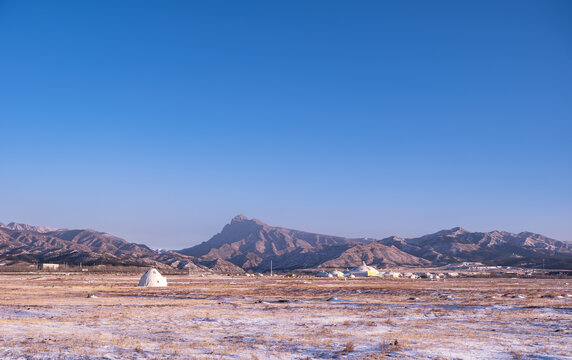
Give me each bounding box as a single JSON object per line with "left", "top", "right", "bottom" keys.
{"left": 0, "top": 274, "right": 570, "bottom": 359}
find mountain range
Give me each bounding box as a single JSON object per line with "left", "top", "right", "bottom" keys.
{"left": 1, "top": 216, "right": 571, "bottom": 271}
{"left": 0, "top": 222, "right": 194, "bottom": 269}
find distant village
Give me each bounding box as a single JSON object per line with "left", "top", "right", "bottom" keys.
{"left": 1, "top": 260, "right": 566, "bottom": 279}
{"left": 315, "top": 262, "right": 459, "bottom": 279}
{"left": 313, "top": 261, "right": 554, "bottom": 279}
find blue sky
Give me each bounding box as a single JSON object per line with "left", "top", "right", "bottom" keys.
{"left": 1, "top": 1, "right": 571, "bottom": 248}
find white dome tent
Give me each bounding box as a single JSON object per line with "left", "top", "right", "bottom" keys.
{"left": 138, "top": 268, "right": 168, "bottom": 287}
{"left": 349, "top": 261, "right": 379, "bottom": 277}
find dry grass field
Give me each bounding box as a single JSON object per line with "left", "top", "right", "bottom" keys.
{"left": 0, "top": 273, "right": 570, "bottom": 359}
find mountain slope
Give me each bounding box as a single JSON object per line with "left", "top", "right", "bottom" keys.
{"left": 320, "top": 242, "right": 431, "bottom": 269}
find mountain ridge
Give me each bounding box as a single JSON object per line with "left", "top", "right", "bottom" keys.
{"left": 1, "top": 217, "right": 570, "bottom": 271}
{"left": 178, "top": 216, "right": 571, "bottom": 271}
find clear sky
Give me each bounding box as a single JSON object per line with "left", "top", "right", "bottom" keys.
{"left": 1, "top": 1, "right": 571, "bottom": 248}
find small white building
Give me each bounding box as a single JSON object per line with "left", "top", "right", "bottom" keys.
{"left": 39, "top": 263, "right": 60, "bottom": 270}
{"left": 403, "top": 272, "right": 419, "bottom": 279}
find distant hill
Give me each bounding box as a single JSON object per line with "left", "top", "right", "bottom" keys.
{"left": 320, "top": 242, "right": 431, "bottom": 269}
{"left": 0, "top": 223, "right": 193, "bottom": 269}
{"left": 0, "top": 222, "right": 58, "bottom": 233}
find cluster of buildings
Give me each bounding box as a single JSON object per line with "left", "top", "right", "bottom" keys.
{"left": 316, "top": 262, "right": 460, "bottom": 279}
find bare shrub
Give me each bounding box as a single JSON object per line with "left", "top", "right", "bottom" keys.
{"left": 380, "top": 339, "right": 402, "bottom": 355}
{"left": 342, "top": 341, "right": 355, "bottom": 354}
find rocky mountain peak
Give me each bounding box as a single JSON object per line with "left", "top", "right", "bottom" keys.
{"left": 229, "top": 215, "right": 266, "bottom": 226}
{"left": 231, "top": 214, "right": 249, "bottom": 223}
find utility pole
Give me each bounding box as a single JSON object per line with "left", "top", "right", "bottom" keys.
{"left": 270, "top": 260, "right": 273, "bottom": 277}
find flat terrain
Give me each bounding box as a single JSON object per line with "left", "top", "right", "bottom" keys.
{"left": 0, "top": 273, "right": 570, "bottom": 359}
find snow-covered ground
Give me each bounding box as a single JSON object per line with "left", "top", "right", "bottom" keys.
{"left": 0, "top": 274, "right": 570, "bottom": 359}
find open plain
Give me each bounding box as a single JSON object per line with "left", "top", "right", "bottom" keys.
{"left": 0, "top": 273, "right": 570, "bottom": 359}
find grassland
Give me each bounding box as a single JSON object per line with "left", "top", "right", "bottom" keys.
{"left": 0, "top": 273, "right": 570, "bottom": 359}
